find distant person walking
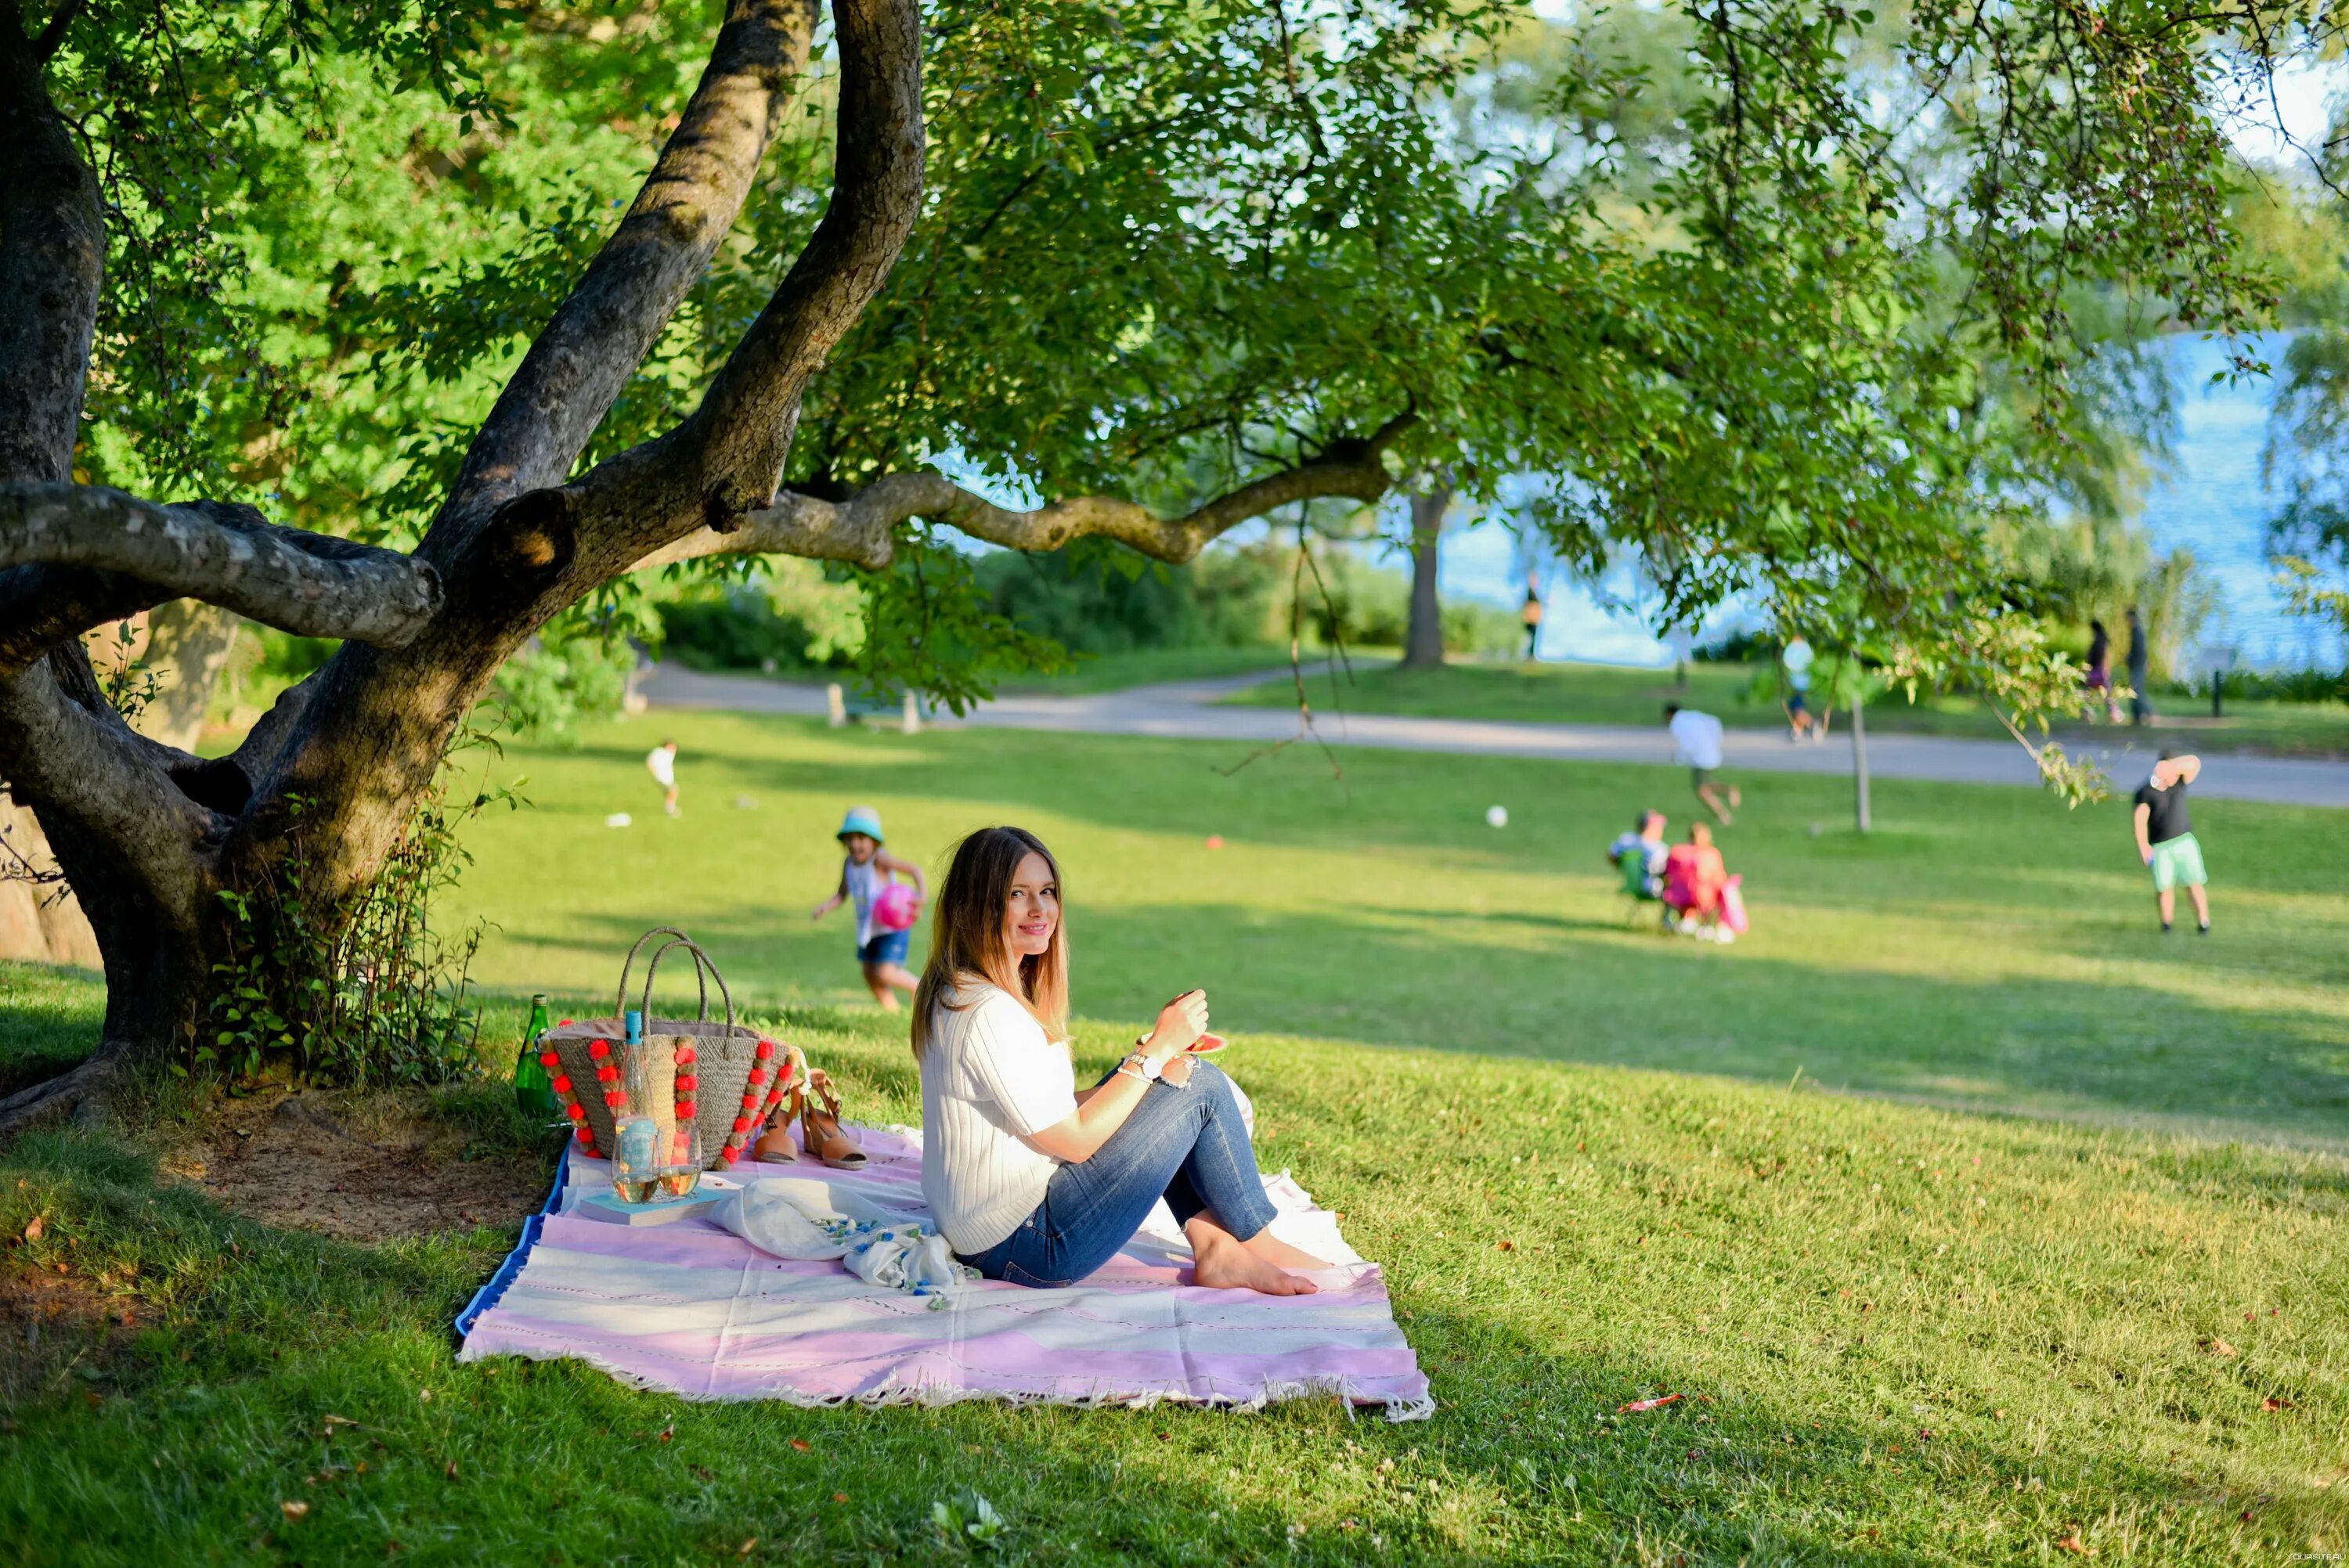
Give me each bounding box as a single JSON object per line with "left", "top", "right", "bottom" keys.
{"left": 645, "top": 738, "right": 680, "bottom": 817}
{"left": 2133, "top": 751, "right": 2209, "bottom": 934}
{"left": 2083, "top": 619, "right": 2122, "bottom": 723}
{"left": 2123, "top": 607, "right": 2153, "bottom": 726}
{"left": 1781, "top": 634, "right": 1820, "bottom": 742}
{"left": 1665, "top": 703, "right": 1741, "bottom": 824}
{"left": 1521, "top": 578, "right": 1544, "bottom": 661}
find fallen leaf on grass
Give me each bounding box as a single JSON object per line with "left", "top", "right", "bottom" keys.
{"left": 2263, "top": 1397, "right": 2293, "bottom": 1411}
{"left": 736, "top": 1539, "right": 757, "bottom": 1557}
{"left": 2055, "top": 1531, "right": 2087, "bottom": 1554}
{"left": 22, "top": 1215, "right": 43, "bottom": 1242}
{"left": 1496, "top": 1240, "right": 1514, "bottom": 1251}
{"left": 1618, "top": 1394, "right": 1683, "bottom": 1414}
{"left": 832, "top": 1491, "right": 850, "bottom": 1504}
{"left": 2203, "top": 1339, "right": 2237, "bottom": 1357}
{"left": 444, "top": 1461, "right": 459, "bottom": 1480}
{"left": 280, "top": 1501, "right": 309, "bottom": 1520}
{"left": 323, "top": 1415, "right": 361, "bottom": 1429}
{"left": 655, "top": 1423, "right": 673, "bottom": 1444}
{"left": 788, "top": 1438, "right": 810, "bottom": 1452}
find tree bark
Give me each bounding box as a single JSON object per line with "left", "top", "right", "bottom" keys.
{"left": 1402, "top": 488, "right": 1449, "bottom": 671}
{"left": 1850, "top": 692, "right": 1872, "bottom": 834}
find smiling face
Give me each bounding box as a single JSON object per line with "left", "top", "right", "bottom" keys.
{"left": 841, "top": 831, "right": 878, "bottom": 863}
{"left": 1001, "top": 851, "right": 1059, "bottom": 959}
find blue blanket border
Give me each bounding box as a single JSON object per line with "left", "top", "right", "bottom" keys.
{"left": 453, "top": 1149, "right": 572, "bottom": 1339}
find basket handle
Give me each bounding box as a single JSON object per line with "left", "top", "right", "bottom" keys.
{"left": 615, "top": 927, "right": 698, "bottom": 1021}
{"left": 640, "top": 935, "right": 736, "bottom": 1035}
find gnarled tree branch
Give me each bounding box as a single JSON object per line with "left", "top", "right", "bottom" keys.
{"left": 0, "top": 485, "right": 442, "bottom": 669}
{"left": 671, "top": 0, "right": 927, "bottom": 514}
{"left": 633, "top": 411, "right": 1416, "bottom": 573}
{"left": 431, "top": 0, "right": 821, "bottom": 544}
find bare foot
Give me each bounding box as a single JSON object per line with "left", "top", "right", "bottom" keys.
{"left": 1244, "top": 1231, "right": 1331, "bottom": 1272}
{"left": 1188, "top": 1225, "right": 1318, "bottom": 1296}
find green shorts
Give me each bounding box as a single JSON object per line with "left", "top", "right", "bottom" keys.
{"left": 2149, "top": 833, "right": 2206, "bottom": 892}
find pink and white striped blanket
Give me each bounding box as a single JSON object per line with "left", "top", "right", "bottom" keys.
{"left": 456, "top": 1124, "right": 1431, "bottom": 1420}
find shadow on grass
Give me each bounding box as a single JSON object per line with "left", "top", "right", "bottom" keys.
{"left": 0, "top": 1121, "right": 2285, "bottom": 1564}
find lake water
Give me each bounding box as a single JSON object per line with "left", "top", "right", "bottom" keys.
{"left": 1443, "top": 330, "right": 2346, "bottom": 672}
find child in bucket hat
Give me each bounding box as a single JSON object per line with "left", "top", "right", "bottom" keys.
{"left": 811, "top": 806, "right": 928, "bottom": 1011}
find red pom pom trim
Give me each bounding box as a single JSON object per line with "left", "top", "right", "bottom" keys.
{"left": 675, "top": 1074, "right": 698, "bottom": 1092}
{"left": 746, "top": 1067, "right": 767, "bottom": 1086}
{"left": 559, "top": 1018, "right": 574, "bottom": 1027}
{"left": 550, "top": 1075, "right": 572, "bottom": 1094}
{"left": 587, "top": 1039, "right": 609, "bottom": 1058}
{"left": 731, "top": 1116, "right": 752, "bottom": 1134}
{"left": 538, "top": 1051, "right": 559, "bottom": 1069}
{"left": 674, "top": 1045, "right": 696, "bottom": 1065}
{"left": 756, "top": 1040, "right": 775, "bottom": 1060}
{"left": 565, "top": 1102, "right": 586, "bottom": 1120}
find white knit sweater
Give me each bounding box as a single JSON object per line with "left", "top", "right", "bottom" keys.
{"left": 918, "top": 982, "right": 1077, "bottom": 1254}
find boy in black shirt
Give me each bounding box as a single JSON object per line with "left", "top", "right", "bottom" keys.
{"left": 2131, "top": 750, "right": 2208, "bottom": 933}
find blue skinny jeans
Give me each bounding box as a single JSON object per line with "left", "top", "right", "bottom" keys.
{"left": 960, "top": 1059, "right": 1278, "bottom": 1288}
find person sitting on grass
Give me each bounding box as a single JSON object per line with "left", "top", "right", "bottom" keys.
{"left": 1664, "top": 702, "right": 1741, "bottom": 824}
{"left": 810, "top": 806, "right": 927, "bottom": 1011}
{"left": 1663, "top": 822, "right": 1732, "bottom": 941}
{"left": 2133, "top": 751, "right": 2210, "bottom": 935}
{"left": 915, "top": 825, "right": 1328, "bottom": 1295}
{"left": 1607, "top": 810, "right": 1669, "bottom": 898}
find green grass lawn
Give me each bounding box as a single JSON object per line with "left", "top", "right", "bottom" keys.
{"left": 2, "top": 716, "right": 2346, "bottom": 1563}
{"left": 1230, "top": 658, "right": 2349, "bottom": 759}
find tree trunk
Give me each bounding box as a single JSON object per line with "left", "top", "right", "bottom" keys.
{"left": 1850, "top": 693, "right": 1872, "bottom": 834}
{"left": 1402, "top": 487, "right": 1448, "bottom": 671}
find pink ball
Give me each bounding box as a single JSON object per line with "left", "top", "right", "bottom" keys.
{"left": 874, "top": 881, "right": 918, "bottom": 932}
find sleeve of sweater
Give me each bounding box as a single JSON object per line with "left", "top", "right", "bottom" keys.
{"left": 958, "top": 990, "right": 1077, "bottom": 1136}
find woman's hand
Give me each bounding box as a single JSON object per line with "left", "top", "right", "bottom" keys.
{"left": 1142, "top": 989, "right": 1208, "bottom": 1062}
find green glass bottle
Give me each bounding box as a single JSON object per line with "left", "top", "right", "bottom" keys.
{"left": 514, "top": 994, "right": 558, "bottom": 1120}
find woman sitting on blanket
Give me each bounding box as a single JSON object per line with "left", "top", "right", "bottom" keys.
{"left": 915, "top": 826, "right": 1328, "bottom": 1295}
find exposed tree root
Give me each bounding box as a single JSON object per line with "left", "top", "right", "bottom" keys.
{"left": 0, "top": 1052, "right": 119, "bottom": 1140}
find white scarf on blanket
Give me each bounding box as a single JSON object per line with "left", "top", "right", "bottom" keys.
{"left": 709, "top": 1177, "right": 975, "bottom": 1301}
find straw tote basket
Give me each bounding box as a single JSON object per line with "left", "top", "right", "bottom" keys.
{"left": 536, "top": 928, "right": 807, "bottom": 1170}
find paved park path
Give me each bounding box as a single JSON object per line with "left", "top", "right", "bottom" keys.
{"left": 644, "top": 664, "right": 2349, "bottom": 808}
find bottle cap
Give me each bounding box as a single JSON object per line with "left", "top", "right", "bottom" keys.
{"left": 625, "top": 1009, "right": 644, "bottom": 1039}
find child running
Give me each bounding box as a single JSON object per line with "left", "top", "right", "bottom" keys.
{"left": 2132, "top": 751, "right": 2210, "bottom": 934}
{"left": 811, "top": 806, "right": 929, "bottom": 1010}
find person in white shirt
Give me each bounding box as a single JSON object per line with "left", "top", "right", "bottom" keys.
{"left": 644, "top": 740, "right": 680, "bottom": 817}
{"left": 913, "top": 826, "right": 1326, "bottom": 1294}
{"left": 1664, "top": 703, "right": 1740, "bottom": 824}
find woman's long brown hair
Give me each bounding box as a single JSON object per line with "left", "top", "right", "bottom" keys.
{"left": 910, "top": 827, "right": 1070, "bottom": 1058}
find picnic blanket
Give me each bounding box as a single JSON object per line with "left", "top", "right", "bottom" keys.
{"left": 456, "top": 1123, "right": 1432, "bottom": 1420}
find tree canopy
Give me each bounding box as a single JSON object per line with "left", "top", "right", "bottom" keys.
{"left": 0, "top": 0, "right": 2311, "bottom": 1120}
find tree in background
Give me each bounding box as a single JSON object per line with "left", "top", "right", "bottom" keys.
{"left": 0, "top": 0, "right": 2282, "bottom": 1123}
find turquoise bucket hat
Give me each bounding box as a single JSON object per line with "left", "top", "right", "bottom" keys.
{"left": 837, "top": 805, "right": 884, "bottom": 844}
